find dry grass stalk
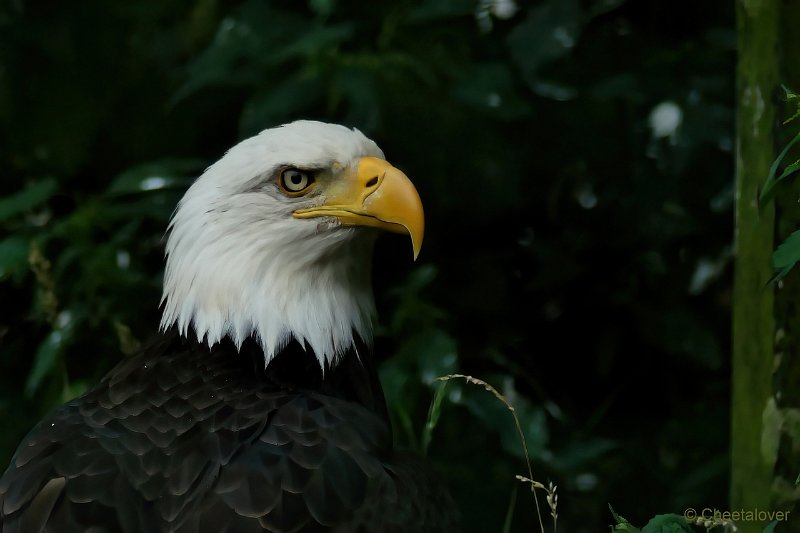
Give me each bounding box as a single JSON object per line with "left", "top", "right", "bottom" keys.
{"left": 437, "top": 374, "right": 551, "bottom": 533}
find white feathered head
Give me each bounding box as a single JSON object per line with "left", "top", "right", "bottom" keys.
{"left": 160, "top": 121, "right": 424, "bottom": 368}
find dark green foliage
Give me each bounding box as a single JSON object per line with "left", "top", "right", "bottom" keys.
{"left": 609, "top": 504, "right": 638, "bottom": 532}
{"left": 763, "top": 87, "right": 800, "bottom": 283}
{"left": 638, "top": 515, "right": 694, "bottom": 533}
{"left": 0, "top": 0, "right": 735, "bottom": 530}
{"left": 773, "top": 230, "right": 800, "bottom": 284}
{"left": 609, "top": 506, "right": 694, "bottom": 532}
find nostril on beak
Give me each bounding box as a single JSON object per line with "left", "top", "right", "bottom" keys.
{"left": 366, "top": 176, "right": 379, "bottom": 188}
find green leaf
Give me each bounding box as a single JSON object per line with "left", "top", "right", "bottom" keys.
{"left": 609, "top": 504, "right": 641, "bottom": 532}
{"left": 781, "top": 85, "right": 800, "bottom": 124}
{"left": 459, "top": 375, "right": 549, "bottom": 458}
{"left": 379, "top": 326, "right": 458, "bottom": 451}
{"left": 762, "top": 521, "right": 778, "bottom": 533}
{"left": 766, "top": 265, "right": 794, "bottom": 287}
{"left": 421, "top": 380, "right": 449, "bottom": 454}
{"left": 174, "top": 2, "right": 277, "bottom": 100}
{"left": 25, "top": 309, "right": 82, "bottom": 397}
{"left": 611, "top": 521, "right": 641, "bottom": 532}
{"left": 507, "top": 0, "right": 582, "bottom": 85}
{"left": 771, "top": 229, "right": 800, "bottom": 282}
{"left": 174, "top": 2, "right": 351, "bottom": 102}
{"left": 415, "top": 331, "right": 458, "bottom": 384}
{"left": 452, "top": 64, "right": 532, "bottom": 120}
{"left": 394, "top": 264, "right": 438, "bottom": 294}
{"left": 0, "top": 236, "right": 30, "bottom": 281}
{"left": 388, "top": 265, "right": 447, "bottom": 333}
{"left": 408, "top": 0, "right": 476, "bottom": 22}
{"left": 239, "top": 76, "right": 325, "bottom": 137}
{"left": 106, "top": 159, "right": 202, "bottom": 195}
{"left": 27, "top": 337, "right": 62, "bottom": 394}
{"left": 63, "top": 379, "right": 90, "bottom": 402}
{"left": 501, "top": 484, "right": 518, "bottom": 533}
{"left": 774, "top": 231, "right": 800, "bottom": 268}
{"left": 336, "top": 67, "right": 381, "bottom": 133}
{"left": 0, "top": 179, "right": 57, "bottom": 222}
{"left": 776, "top": 159, "right": 800, "bottom": 182}
{"left": 587, "top": 0, "right": 627, "bottom": 19}
{"left": 100, "top": 195, "right": 180, "bottom": 223}
{"left": 608, "top": 503, "right": 623, "bottom": 523}
{"left": 640, "top": 514, "right": 693, "bottom": 533}
{"left": 759, "top": 131, "right": 800, "bottom": 205}
{"left": 308, "top": 0, "right": 336, "bottom": 17}
{"left": 269, "top": 23, "right": 353, "bottom": 64}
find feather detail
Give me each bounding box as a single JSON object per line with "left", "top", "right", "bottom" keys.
{"left": 160, "top": 121, "right": 383, "bottom": 369}
{"left": 0, "top": 332, "right": 460, "bottom": 532}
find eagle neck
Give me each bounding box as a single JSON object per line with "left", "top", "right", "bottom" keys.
{"left": 191, "top": 330, "right": 389, "bottom": 422}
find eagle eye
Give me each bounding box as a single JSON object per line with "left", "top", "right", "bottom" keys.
{"left": 279, "top": 168, "right": 315, "bottom": 195}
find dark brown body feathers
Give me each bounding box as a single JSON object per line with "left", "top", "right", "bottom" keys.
{"left": 0, "top": 331, "right": 458, "bottom": 532}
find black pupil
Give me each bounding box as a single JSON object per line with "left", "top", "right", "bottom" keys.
{"left": 291, "top": 173, "right": 303, "bottom": 185}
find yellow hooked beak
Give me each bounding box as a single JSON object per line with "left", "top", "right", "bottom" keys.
{"left": 293, "top": 157, "right": 424, "bottom": 259}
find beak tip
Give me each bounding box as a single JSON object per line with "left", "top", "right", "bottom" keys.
{"left": 411, "top": 234, "right": 422, "bottom": 261}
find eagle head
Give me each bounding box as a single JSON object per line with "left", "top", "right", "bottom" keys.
{"left": 160, "top": 120, "right": 424, "bottom": 368}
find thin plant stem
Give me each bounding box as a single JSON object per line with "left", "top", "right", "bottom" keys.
{"left": 437, "top": 374, "right": 546, "bottom": 533}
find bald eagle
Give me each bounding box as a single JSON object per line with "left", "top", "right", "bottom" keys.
{"left": 0, "top": 121, "right": 459, "bottom": 532}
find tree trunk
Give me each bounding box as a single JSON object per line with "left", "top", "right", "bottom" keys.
{"left": 731, "top": 0, "right": 779, "bottom": 529}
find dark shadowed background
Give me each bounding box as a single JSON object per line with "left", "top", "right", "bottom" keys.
{"left": 0, "top": 0, "right": 736, "bottom": 530}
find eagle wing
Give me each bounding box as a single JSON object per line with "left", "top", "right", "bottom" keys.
{"left": 0, "top": 336, "right": 458, "bottom": 533}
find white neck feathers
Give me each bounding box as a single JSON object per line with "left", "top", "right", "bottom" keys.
{"left": 159, "top": 122, "right": 383, "bottom": 368}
